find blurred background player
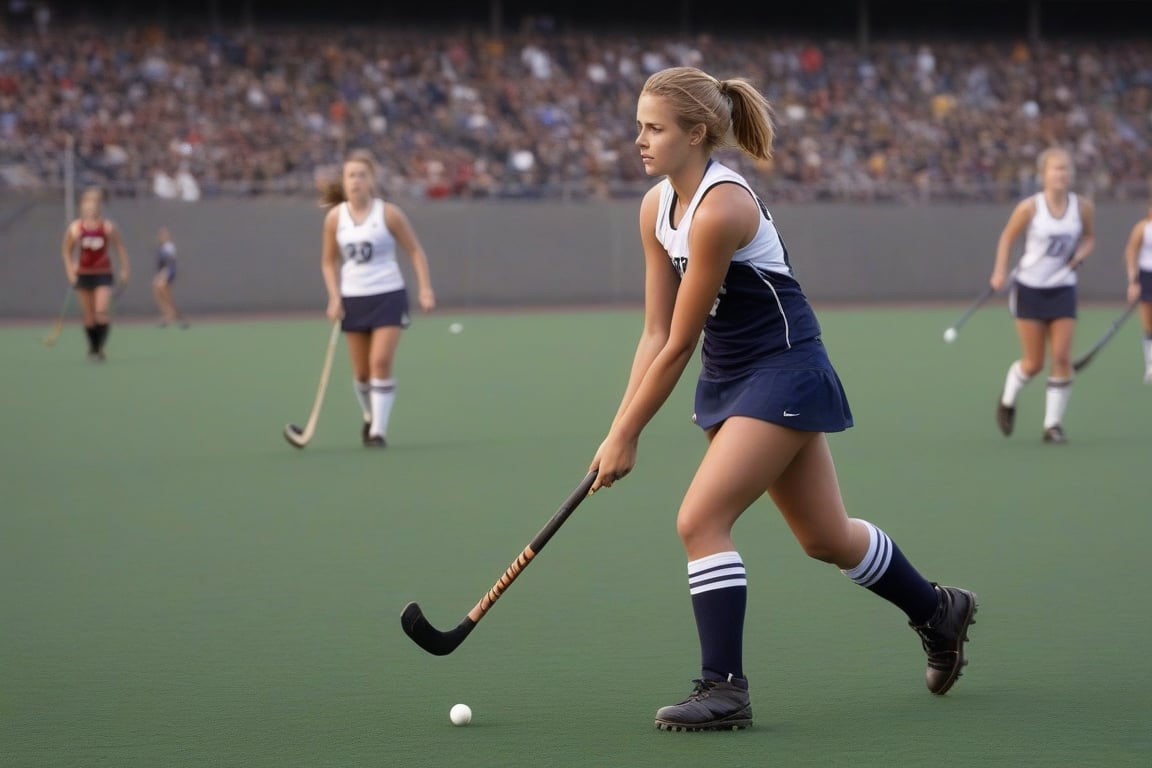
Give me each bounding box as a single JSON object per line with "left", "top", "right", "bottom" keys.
{"left": 153, "top": 226, "right": 188, "bottom": 328}
{"left": 319, "top": 149, "right": 436, "bottom": 447}
{"left": 60, "top": 186, "right": 130, "bottom": 361}
{"left": 991, "top": 147, "right": 1095, "bottom": 443}
{"left": 1123, "top": 201, "right": 1152, "bottom": 383}
{"left": 589, "top": 66, "right": 977, "bottom": 732}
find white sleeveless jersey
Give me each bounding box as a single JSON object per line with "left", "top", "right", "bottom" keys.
{"left": 1016, "top": 193, "right": 1082, "bottom": 288}
{"left": 656, "top": 161, "right": 793, "bottom": 280}
{"left": 336, "top": 199, "right": 405, "bottom": 297}
{"left": 1138, "top": 220, "right": 1152, "bottom": 272}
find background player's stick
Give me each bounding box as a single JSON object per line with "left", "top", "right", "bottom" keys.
{"left": 401, "top": 469, "right": 598, "bottom": 656}
{"left": 283, "top": 320, "right": 341, "bottom": 448}
{"left": 942, "top": 282, "right": 999, "bottom": 343}
{"left": 1073, "top": 300, "right": 1139, "bottom": 373}
{"left": 42, "top": 287, "right": 73, "bottom": 347}
{"left": 943, "top": 266, "right": 1031, "bottom": 343}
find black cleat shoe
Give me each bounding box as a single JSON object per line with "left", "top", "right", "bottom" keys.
{"left": 361, "top": 421, "right": 371, "bottom": 444}
{"left": 996, "top": 401, "right": 1015, "bottom": 436}
{"left": 363, "top": 435, "right": 387, "bottom": 448}
{"left": 910, "top": 584, "right": 978, "bottom": 695}
{"left": 654, "top": 678, "right": 752, "bottom": 732}
{"left": 1043, "top": 425, "right": 1067, "bottom": 444}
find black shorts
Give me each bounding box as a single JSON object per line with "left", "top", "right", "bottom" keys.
{"left": 1139, "top": 270, "right": 1152, "bottom": 302}
{"left": 156, "top": 266, "right": 176, "bottom": 284}
{"left": 1010, "top": 282, "right": 1077, "bottom": 321}
{"left": 74, "top": 273, "right": 114, "bottom": 290}
{"left": 341, "top": 289, "right": 410, "bottom": 332}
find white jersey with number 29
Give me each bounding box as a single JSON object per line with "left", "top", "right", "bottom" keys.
{"left": 337, "top": 198, "right": 406, "bottom": 297}
{"left": 1016, "top": 192, "right": 1082, "bottom": 289}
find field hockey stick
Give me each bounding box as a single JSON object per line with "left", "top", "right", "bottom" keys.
{"left": 1073, "top": 300, "right": 1139, "bottom": 373}
{"left": 42, "top": 286, "right": 73, "bottom": 347}
{"left": 283, "top": 320, "right": 341, "bottom": 448}
{"left": 943, "top": 268, "right": 1017, "bottom": 343}
{"left": 401, "top": 469, "right": 598, "bottom": 656}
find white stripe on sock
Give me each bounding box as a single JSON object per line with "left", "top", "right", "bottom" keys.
{"left": 687, "top": 551, "right": 746, "bottom": 595}
{"left": 841, "top": 521, "right": 893, "bottom": 587}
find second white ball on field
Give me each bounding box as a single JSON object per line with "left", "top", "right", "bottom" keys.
{"left": 943, "top": 327, "right": 957, "bottom": 344}
{"left": 450, "top": 703, "right": 472, "bottom": 726}
{"left": 449, "top": 322, "right": 464, "bottom": 335}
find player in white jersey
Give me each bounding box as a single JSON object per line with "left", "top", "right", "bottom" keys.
{"left": 1122, "top": 201, "right": 1152, "bottom": 383}
{"left": 319, "top": 149, "right": 436, "bottom": 447}
{"left": 589, "top": 66, "right": 976, "bottom": 732}
{"left": 991, "top": 147, "right": 1095, "bottom": 443}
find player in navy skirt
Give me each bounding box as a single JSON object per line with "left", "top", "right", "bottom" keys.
{"left": 152, "top": 226, "right": 188, "bottom": 328}
{"left": 60, "top": 187, "right": 130, "bottom": 361}
{"left": 991, "top": 148, "right": 1095, "bottom": 442}
{"left": 1122, "top": 200, "right": 1152, "bottom": 383}
{"left": 319, "top": 150, "right": 436, "bottom": 447}
{"left": 588, "top": 66, "right": 978, "bottom": 731}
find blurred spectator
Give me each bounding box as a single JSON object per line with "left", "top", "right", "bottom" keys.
{"left": 1, "top": 24, "right": 1151, "bottom": 203}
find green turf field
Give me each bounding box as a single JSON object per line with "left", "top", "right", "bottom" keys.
{"left": 2, "top": 305, "right": 1149, "bottom": 768}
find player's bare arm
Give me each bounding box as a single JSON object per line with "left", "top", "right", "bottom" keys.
{"left": 607, "top": 185, "right": 679, "bottom": 430}
{"left": 1070, "top": 198, "right": 1095, "bottom": 269}
{"left": 321, "top": 206, "right": 342, "bottom": 321}
{"left": 61, "top": 221, "right": 78, "bottom": 284}
{"left": 992, "top": 197, "right": 1035, "bottom": 289}
{"left": 385, "top": 203, "right": 435, "bottom": 312}
{"left": 592, "top": 184, "right": 750, "bottom": 490}
{"left": 107, "top": 220, "right": 131, "bottom": 282}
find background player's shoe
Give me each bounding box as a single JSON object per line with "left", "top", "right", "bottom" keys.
{"left": 996, "top": 402, "right": 1015, "bottom": 436}
{"left": 910, "top": 585, "right": 978, "bottom": 695}
{"left": 1043, "top": 425, "right": 1067, "bottom": 444}
{"left": 654, "top": 677, "right": 752, "bottom": 731}
{"left": 363, "top": 435, "right": 386, "bottom": 448}
{"left": 361, "top": 420, "right": 371, "bottom": 444}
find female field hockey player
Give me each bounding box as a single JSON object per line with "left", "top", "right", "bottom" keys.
{"left": 1122, "top": 201, "right": 1152, "bottom": 383}
{"left": 588, "top": 66, "right": 977, "bottom": 732}
{"left": 152, "top": 226, "right": 188, "bottom": 328}
{"left": 991, "top": 147, "right": 1095, "bottom": 443}
{"left": 319, "top": 149, "right": 436, "bottom": 447}
{"left": 60, "top": 186, "right": 130, "bottom": 361}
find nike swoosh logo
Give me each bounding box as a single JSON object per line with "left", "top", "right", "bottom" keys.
{"left": 783, "top": 410, "right": 800, "bottom": 417}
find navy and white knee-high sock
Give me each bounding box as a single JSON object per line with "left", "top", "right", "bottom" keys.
{"left": 1044, "top": 377, "right": 1072, "bottom": 429}
{"left": 688, "top": 551, "right": 747, "bottom": 681}
{"left": 841, "top": 521, "right": 938, "bottom": 625}
{"left": 1000, "top": 361, "right": 1032, "bottom": 407}
{"left": 353, "top": 379, "right": 372, "bottom": 421}
{"left": 368, "top": 378, "right": 396, "bottom": 438}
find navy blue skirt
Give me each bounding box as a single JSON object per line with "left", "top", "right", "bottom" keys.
{"left": 341, "top": 289, "right": 410, "bottom": 332}
{"left": 693, "top": 339, "right": 854, "bottom": 433}
{"left": 1010, "top": 282, "right": 1077, "bottom": 320}
{"left": 1139, "top": 270, "right": 1152, "bottom": 302}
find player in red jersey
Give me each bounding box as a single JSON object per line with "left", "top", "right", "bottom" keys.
{"left": 61, "top": 187, "right": 130, "bottom": 360}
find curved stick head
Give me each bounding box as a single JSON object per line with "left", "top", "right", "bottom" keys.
{"left": 401, "top": 602, "right": 475, "bottom": 656}
{"left": 283, "top": 424, "right": 307, "bottom": 449}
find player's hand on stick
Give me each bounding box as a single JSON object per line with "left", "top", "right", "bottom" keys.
{"left": 419, "top": 286, "right": 436, "bottom": 312}
{"left": 990, "top": 268, "right": 1008, "bottom": 292}
{"left": 119, "top": 267, "right": 130, "bottom": 284}
{"left": 66, "top": 267, "right": 77, "bottom": 287}
{"left": 1128, "top": 281, "right": 1140, "bottom": 304}
{"left": 326, "top": 296, "right": 343, "bottom": 322}
{"left": 589, "top": 430, "right": 637, "bottom": 492}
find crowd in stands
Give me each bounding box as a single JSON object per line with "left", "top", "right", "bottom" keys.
{"left": 2, "top": 20, "right": 1151, "bottom": 202}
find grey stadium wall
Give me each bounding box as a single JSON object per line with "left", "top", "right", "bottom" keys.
{"left": 1, "top": 197, "right": 1144, "bottom": 318}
